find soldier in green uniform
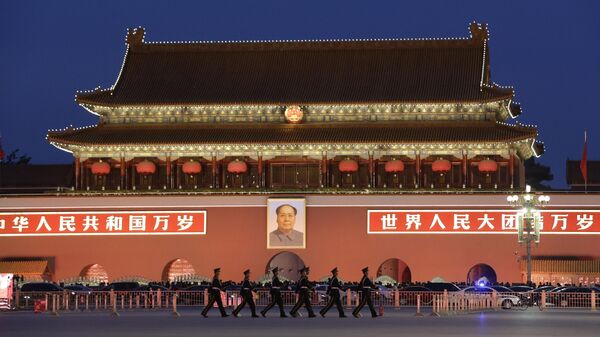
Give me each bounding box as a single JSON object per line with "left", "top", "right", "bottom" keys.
{"left": 290, "top": 266, "right": 316, "bottom": 318}
{"left": 232, "top": 269, "right": 259, "bottom": 318}
{"left": 352, "top": 267, "right": 378, "bottom": 318}
{"left": 319, "top": 267, "right": 346, "bottom": 318}
{"left": 201, "top": 267, "right": 229, "bottom": 317}
{"left": 260, "top": 267, "right": 288, "bottom": 318}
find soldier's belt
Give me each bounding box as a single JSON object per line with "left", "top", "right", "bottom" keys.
{"left": 271, "top": 287, "right": 280, "bottom": 289}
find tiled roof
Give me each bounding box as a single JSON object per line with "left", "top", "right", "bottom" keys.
{"left": 47, "top": 121, "right": 536, "bottom": 146}
{"left": 76, "top": 24, "right": 513, "bottom": 106}
{"left": 0, "top": 260, "right": 49, "bottom": 275}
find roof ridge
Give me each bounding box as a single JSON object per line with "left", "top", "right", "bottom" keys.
{"left": 123, "top": 21, "right": 488, "bottom": 47}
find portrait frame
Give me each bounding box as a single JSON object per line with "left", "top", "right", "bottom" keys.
{"left": 267, "top": 197, "right": 306, "bottom": 249}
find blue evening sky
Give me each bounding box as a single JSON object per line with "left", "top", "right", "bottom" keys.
{"left": 0, "top": 0, "right": 598, "bottom": 188}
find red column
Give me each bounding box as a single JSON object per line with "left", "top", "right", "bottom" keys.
{"left": 82, "top": 160, "right": 88, "bottom": 189}
{"left": 257, "top": 155, "right": 263, "bottom": 188}
{"left": 415, "top": 153, "right": 421, "bottom": 187}
{"left": 462, "top": 153, "right": 468, "bottom": 187}
{"left": 368, "top": 153, "right": 374, "bottom": 187}
{"left": 74, "top": 157, "right": 80, "bottom": 190}
{"left": 212, "top": 155, "right": 218, "bottom": 188}
{"left": 509, "top": 152, "right": 515, "bottom": 188}
{"left": 321, "top": 154, "right": 328, "bottom": 187}
{"left": 120, "top": 157, "right": 125, "bottom": 190}
{"left": 165, "top": 156, "right": 171, "bottom": 189}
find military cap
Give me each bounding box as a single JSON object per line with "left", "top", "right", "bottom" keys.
{"left": 271, "top": 267, "right": 280, "bottom": 273}
{"left": 331, "top": 267, "right": 338, "bottom": 274}
{"left": 361, "top": 267, "right": 369, "bottom": 273}
{"left": 243, "top": 269, "right": 250, "bottom": 275}
{"left": 214, "top": 267, "right": 221, "bottom": 273}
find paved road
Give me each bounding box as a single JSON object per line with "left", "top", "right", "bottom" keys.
{"left": 1, "top": 308, "right": 598, "bottom": 337}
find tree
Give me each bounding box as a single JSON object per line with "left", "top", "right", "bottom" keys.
{"left": 0, "top": 149, "right": 32, "bottom": 165}
{"left": 524, "top": 158, "right": 553, "bottom": 190}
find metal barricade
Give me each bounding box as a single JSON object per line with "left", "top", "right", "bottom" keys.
{"left": 12, "top": 289, "right": 600, "bottom": 313}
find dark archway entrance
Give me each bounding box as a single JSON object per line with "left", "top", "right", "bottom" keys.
{"left": 266, "top": 251, "right": 305, "bottom": 282}
{"left": 161, "top": 258, "right": 196, "bottom": 282}
{"left": 79, "top": 264, "right": 109, "bottom": 284}
{"left": 377, "top": 258, "right": 412, "bottom": 283}
{"left": 467, "top": 263, "right": 497, "bottom": 285}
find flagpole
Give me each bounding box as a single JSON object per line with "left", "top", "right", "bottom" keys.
{"left": 584, "top": 130, "right": 587, "bottom": 194}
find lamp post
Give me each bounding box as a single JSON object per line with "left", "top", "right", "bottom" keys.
{"left": 507, "top": 185, "right": 550, "bottom": 285}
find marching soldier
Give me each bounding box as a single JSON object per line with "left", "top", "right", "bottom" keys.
{"left": 352, "top": 267, "right": 378, "bottom": 318}
{"left": 232, "top": 269, "right": 259, "bottom": 318}
{"left": 260, "top": 267, "right": 288, "bottom": 318}
{"left": 201, "top": 267, "right": 229, "bottom": 317}
{"left": 290, "top": 266, "right": 316, "bottom": 318}
{"left": 319, "top": 267, "right": 346, "bottom": 318}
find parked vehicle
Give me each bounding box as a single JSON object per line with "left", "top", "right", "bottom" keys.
{"left": 532, "top": 285, "right": 555, "bottom": 293}
{"left": 105, "top": 282, "right": 140, "bottom": 291}
{"left": 509, "top": 285, "right": 533, "bottom": 293}
{"left": 461, "top": 286, "right": 521, "bottom": 309}
{"left": 490, "top": 285, "right": 513, "bottom": 293}
{"left": 63, "top": 285, "right": 93, "bottom": 295}
{"left": 425, "top": 282, "right": 461, "bottom": 292}
{"left": 20, "top": 283, "right": 63, "bottom": 292}
{"left": 134, "top": 284, "right": 169, "bottom": 292}
{"left": 182, "top": 284, "right": 211, "bottom": 292}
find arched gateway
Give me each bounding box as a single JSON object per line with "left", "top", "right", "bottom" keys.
{"left": 266, "top": 251, "right": 305, "bottom": 282}
{"left": 377, "top": 258, "right": 412, "bottom": 283}
{"left": 467, "top": 263, "right": 497, "bottom": 285}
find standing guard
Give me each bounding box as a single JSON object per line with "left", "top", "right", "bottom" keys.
{"left": 319, "top": 267, "right": 346, "bottom": 318}
{"left": 260, "top": 267, "right": 288, "bottom": 318}
{"left": 232, "top": 269, "right": 259, "bottom": 318}
{"left": 290, "top": 266, "right": 316, "bottom": 318}
{"left": 352, "top": 267, "right": 378, "bottom": 318}
{"left": 201, "top": 267, "right": 229, "bottom": 317}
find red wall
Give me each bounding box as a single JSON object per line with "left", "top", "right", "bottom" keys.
{"left": 1, "top": 194, "right": 598, "bottom": 283}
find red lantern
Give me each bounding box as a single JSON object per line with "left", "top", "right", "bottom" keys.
{"left": 91, "top": 161, "right": 110, "bottom": 175}
{"left": 182, "top": 160, "right": 202, "bottom": 175}
{"left": 431, "top": 159, "right": 451, "bottom": 173}
{"left": 384, "top": 160, "right": 405, "bottom": 173}
{"left": 338, "top": 159, "right": 358, "bottom": 173}
{"left": 136, "top": 160, "right": 156, "bottom": 175}
{"left": 227, "top": 160, "right": 247, "bottom": 174}
{"left": 478, "top": 159, "right": 498, "bottom": 173}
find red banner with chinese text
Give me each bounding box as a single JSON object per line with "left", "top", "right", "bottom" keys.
{"left": 367, "top": 210, "right": 600, "bottom": 234}
{"left": 0, "top": 210, "right": 206, "bottom": 236}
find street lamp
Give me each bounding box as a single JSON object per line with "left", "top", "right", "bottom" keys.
{"left": 507, "top": 185, "right": 550, "bottom": 285}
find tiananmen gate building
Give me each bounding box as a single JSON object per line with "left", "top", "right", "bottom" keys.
{"left": 1, "top": 23, "right": 599, "bottom": 286}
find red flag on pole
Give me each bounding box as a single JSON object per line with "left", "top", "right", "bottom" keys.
{"left": 580, "top": 130, "right": 588, "bottom": 187}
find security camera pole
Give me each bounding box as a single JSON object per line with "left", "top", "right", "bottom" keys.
{"left": 507, "top": 185, "right": 550, "bottom": 285}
